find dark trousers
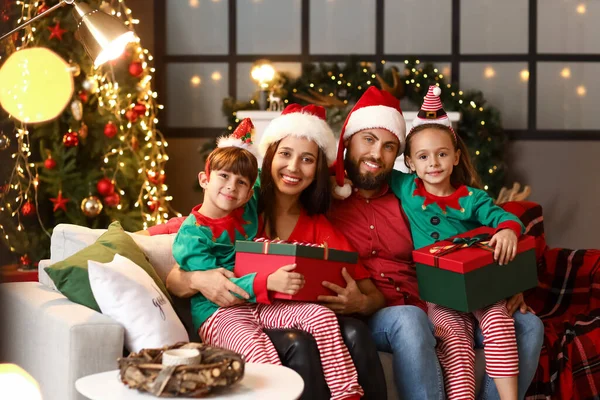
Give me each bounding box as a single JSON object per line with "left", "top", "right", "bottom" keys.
{"left": 265, "top": 316, "right": 387, "bottom": 400}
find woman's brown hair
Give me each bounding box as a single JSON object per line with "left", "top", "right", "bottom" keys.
{"left": 206, "top": 146, "right": 258, "bottom": 184}
{"left": 258, "top": 140, "right": 331, "bottom": 238}
{"left": 404, "top": 123, "right": 481, "bottom": 189}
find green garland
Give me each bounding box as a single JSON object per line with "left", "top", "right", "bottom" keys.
{"left": 222, "top": 58, "right": 507, "bottom": 196}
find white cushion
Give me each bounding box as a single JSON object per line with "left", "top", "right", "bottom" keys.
{"left": 50, "top": 224, "right": 176, "bottom": 283}
{"left": 88, "top": 254, "right": 189, "bottom": 353}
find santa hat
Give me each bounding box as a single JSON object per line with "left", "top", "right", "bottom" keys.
{"left": 334, "top": 86, "right": 406, "bottom": 198}
{"left": 216, "top": 117, "right": 258, "bottom": 158}
{"left": 259, "top": 104, "right": 337, "bottom": 166}
{"left": 409, "top": 85, "right": 455, "bottom": 137}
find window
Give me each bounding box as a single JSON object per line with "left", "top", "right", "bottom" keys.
{"left": 154, "top": 0, "right": 600, "bottom": 139}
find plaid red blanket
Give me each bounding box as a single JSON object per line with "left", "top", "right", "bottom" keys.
{"left": 501, "top": 201, "right": 600, "bottom": 400}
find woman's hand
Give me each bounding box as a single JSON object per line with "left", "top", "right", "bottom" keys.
{"left": 489, "top": 229, "right": 518, "bottom": 265}
{"left": 193, "top": 268, "right": 250, "bottom": 307}
{"left": 267, "top": 264, "right": 305, "bottom": 295}
{"left": 166, "top": 266, "right": 250, "bottom": 307}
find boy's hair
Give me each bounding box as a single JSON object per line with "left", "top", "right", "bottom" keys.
{"left": 258, "top": 140, "right": 331, "bottom": 238}
{"left": 404, "top": 124, "right": 481, "bottom": 189}
{"left": 205, "top": 146, "right": 258, "bottom": 184}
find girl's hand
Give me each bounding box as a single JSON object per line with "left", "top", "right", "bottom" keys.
{"left": 267, "top": 264, "right": 305, "bottom": 295}
{"left": 489, "top": 229, "right": 518, "bottom": 265}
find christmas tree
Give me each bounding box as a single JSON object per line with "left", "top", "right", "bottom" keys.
{"left": 0, "top": 0, "right": 177, "bottom": 265}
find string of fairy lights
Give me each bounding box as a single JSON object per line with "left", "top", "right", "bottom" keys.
{"left": 0, "top": 0, "right": 180, "bottom": 256}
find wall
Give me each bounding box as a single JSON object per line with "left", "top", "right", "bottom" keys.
{"left": 128, "top": 0, "right": 599, "bottom": 250}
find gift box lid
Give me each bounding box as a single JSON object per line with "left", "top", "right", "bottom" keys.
{"left": 412, "top": 226, "right": 535, "bottom": 274}
{"left": 235, "top": 240, "right": 358, "bottom": 264}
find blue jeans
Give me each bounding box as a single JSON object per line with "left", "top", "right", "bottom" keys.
{"left": 368, "top": 305, "right": 544, "bottom": 400}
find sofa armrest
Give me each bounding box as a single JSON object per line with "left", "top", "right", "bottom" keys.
{"left": 0, "top": 282, "right": 125, "bottom": 400}
{"left": 500, "top": 201, "right": 547, "bottom": 261}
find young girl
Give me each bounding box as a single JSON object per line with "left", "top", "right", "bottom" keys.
{"left": 172, "top": 113, "right": 364, "bottom": 400}
{"left": 386, "top": 86, "right": 524, "bottom": 400}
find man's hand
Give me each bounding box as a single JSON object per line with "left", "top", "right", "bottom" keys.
{"left": 505, "top": 293, "right": 534, "bottom": 316}
{"left": 318, "top": 268, "right": 366, "bottom": 315}
{"left": 489, "top": 229, "right": 518, "bottom": 265}
{"left": 267, "top": 264, "right": 305, "bottom": 295}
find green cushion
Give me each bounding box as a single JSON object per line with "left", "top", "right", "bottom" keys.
{"left": 45, "top": 221, "right": 171, "bottom": 312}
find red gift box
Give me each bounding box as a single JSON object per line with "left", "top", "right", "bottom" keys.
{"left": 413, "top": 226, "right": 535, "bottom": 273}
{"left": 234, "top": 239, "right": 358, "bottom": 302}
{"left": 413, "top": 226, "right": 538, "bottom": 312}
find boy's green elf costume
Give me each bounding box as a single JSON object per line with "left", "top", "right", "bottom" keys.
{"left": 172, "top": 119, "right": 270, "bottom": 332}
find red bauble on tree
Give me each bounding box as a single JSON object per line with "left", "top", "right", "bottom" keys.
{"left": 128, "top": 61, "right": 144, "bottom": 78}
{"left": 125, "top": 109, "right": 138, "bottom": 123}
{"left": 37, "top": 2, "right": 49, "bottom": 14}
{"left": 133, "top": 102, "right": 147, "bottom": 115}
{"left": 147, "top": 171, "right": 165, "bottom": 185}
{"left": 147, "top": 200, "right": 159, "bottom": 212}
{"left": 44, "top": 156, "right": 57, "bottom": 170}
{"left": 62, "top": 132, "right": 79, "bottom": 147}
{"left": 78, "top": 91, "right": 88, "bottom": 103}
{"left": 103, "top": 192, "right": 120, "bottom": 208}
{"left": 20, "top": 254, "right": 32, "bottom": 268}
{"left": 21, "top": 201, "right": 36, "bottom": 217}
{"left": 96, "top": 177, "right": 115, "bottom": 197}
{"left": 104, "top": 121, "right": 117, "bottom": 138}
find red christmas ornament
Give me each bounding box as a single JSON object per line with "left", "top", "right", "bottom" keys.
{"left": 96, "top": 177, "right": 115, "bottom": 197}
{"left": 37, "top": 3, "right": 49, "bottom": 14}
{"left": 104, "top": 121, "right": 117, "bottom": 138}
{"left": 125, "top": 109, "right": 138, "bottom": 123}
{"left": 44, "top": 157, "right": 57, "bottom": 170}
{"left": 78, "top": 91, "right": 88, "bottom": 103}
{"left": 62, "top": 131, "right": 79, "bottom": 147}
{"left": 147, "top": 171, "right": 165, "bottom": 185}
{"left": 50, "top": 191, "right": 69, "bottom": 212}
{"left": 147, "top": 200, "right": 159, "bottom": 212}
{"left": 21, "top": 201, "right": 36, "bottom": 217}
{"left": 20, "top": 254, "right": 32, "bottom": 267}
{"left": 48, "top": 21, "right": 67, "bottom": 41}
{"left": 133, "top": 103, "right": 147, "bottom": 115}
{"left": 1, "top": 10, "right": 9, "bottom": 23}
{"left": 128, "top": 61, "right": 144, "bottom": 78}
{"left": 103, "top": 192, "right": 120, "bottom": 207}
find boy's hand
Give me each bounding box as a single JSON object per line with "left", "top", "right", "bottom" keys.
{"left": 489, "top": 229, "right": 518, "bottom": 265}
{"left": 267, "top": 264, "right": 305, "bottom": 295}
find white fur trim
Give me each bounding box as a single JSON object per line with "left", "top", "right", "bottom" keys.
{"left": 259, "top": 112, "right": 337, "bottom": 165}
{"left": 343, "top": 105, "right": 407, "bottom": 152}
{"left": 433, "top": 86, "right": 441, "bottom": 96}
{"left": 216, "top": 136, "right": 259, "bottom": 158}
{"left": 334, "top": 184, "right": 352, "bottom": 199}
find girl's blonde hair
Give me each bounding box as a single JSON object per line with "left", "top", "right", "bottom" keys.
{"left": 404, "top": 124, "right": 482, "bottom": 189}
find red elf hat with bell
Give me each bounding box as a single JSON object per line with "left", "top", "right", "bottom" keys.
{"left": 334, "top": 86, "right": 406, "bottom": 198}
{"left": 216, "top": 117, "right": 258, "bottom": 158}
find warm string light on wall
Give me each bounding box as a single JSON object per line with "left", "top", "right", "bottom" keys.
{"left": 0, "top": 0, "right": 180, "bottom": 255}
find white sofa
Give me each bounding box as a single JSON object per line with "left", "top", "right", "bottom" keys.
{"left": 0, "top": 224, "right": 484, "bottom": 400}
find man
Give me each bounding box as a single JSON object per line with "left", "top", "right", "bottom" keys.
{"left": 320, "top": 86, "right": 544, "bottom": 399}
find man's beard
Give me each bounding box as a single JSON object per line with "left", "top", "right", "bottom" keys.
{"left": 344, "top": 153, "right": 392, "bottom": 191}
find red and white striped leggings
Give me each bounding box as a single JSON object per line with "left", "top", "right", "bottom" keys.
{"left": 428, "top": 300, "right": 518, "bottom": 400}
{"left": 199, "top": 301, "right": 364, "bottom": 400}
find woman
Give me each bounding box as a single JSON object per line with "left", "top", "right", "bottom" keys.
{"left": 159, "top": 104, "right": 387, "bottom": 400}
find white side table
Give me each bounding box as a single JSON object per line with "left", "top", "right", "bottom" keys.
{"left": 75, "top": 363, "right": 304, "bottom": 400}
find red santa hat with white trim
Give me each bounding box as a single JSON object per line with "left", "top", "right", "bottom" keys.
{"left": 409, "top": 85, "right": 454, "bottom": 136}
{"left": 259, "top": 103, "right": 337, "bottom": 166}
{"left": 216, "top": 117, "right": 258, "bottom": 158}
{"left": 334, "top": 86, "right": 406, "bottom": 198}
